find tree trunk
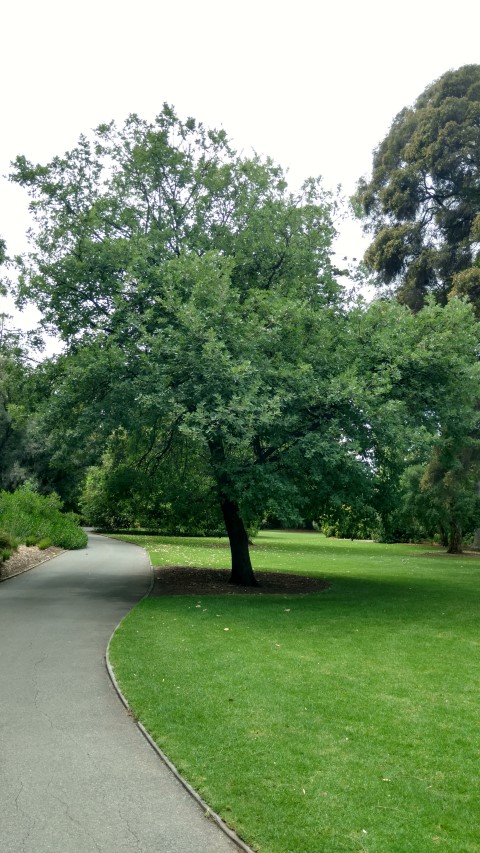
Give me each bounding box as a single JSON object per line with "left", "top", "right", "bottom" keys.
{"left": 472, "top": 483, "right": 480, "bottom": 551}
{"left": 472, "top": 529, "right": 480, "bottom": 551}
{"left": 470, "top": 482, "right": 480, "bottom": 550}
{"left": 439, "top": 525, "right": 449, "bottom": 548}
{"left": 221, "top": 496, "right": 258, "bottom": 586}
{"left": 447, "top": 520, "right": 463, "bottom": 554}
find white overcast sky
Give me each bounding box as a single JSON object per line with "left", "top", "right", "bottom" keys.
{"left": 1, "top": 0, "right": 479, "bottom": 338}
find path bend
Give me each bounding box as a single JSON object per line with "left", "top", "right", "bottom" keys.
{"left": 0, "top": 533, "right": 239, "bottom": 852}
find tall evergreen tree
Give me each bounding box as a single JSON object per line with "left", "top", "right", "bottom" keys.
{"left": 355, "top": 65, "right": 480, "bottom": 311}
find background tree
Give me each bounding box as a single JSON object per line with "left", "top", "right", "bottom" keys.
{"left": 355, "top": 65, "right": 480, "bottom": 311}
{"left": 0, "top": 333, "right": 69, "bottom": 497}
{"left": 0, "top": 241, "right": 34, "bottom": 491}
{"left": 399, "top": 440, "right": 480, "bottom": 553}
{"left": 79, "top": 426, "right": 225, "bottom": 534}
{"left": 0, "top": 319, "right": 29, "bottom": 490}
{"left": 347, "top": 297, "right": 480, "bottom": 551}
{"left": 355, "top": 66, "right": 480, "bottom": 551}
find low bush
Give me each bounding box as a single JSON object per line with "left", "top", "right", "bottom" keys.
{"left": 80, "top": 448, "right": 225, "bottom": 536}
{"left": 1, "top": 547, "right": 13, "bottom": 562}
{"left": 45, "top": 520, "right": 87, "bottom": 549}
{"left": 37, "top": 538, "right": 53, "bottom": 550}
{"left": 0, "top": 486, "right": 87, "bottom": 550}
{"left": 25, "top": 535, "right": 39, "bottom": 546}
{"left": 0, "top": 529, "right": 17, "bottom": 551}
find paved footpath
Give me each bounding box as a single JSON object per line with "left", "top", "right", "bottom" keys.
{"left": 0, "top": 533, "right": 239, "bottom": 852}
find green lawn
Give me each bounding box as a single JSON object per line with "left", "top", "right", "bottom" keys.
{"left": 108, "top": 532, "right": 480, "bottom": 853}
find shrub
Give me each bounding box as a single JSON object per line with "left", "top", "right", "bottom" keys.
{"left": 1, "top": 548, "right": 13, "bottom": 562}
{"left": 0, "top": 529, "right": 17, "bottom": 551}
{"left": 45, "top": 518, "right": 88, "bottom": 549}
{"left": 37, "top": 538, "right": 53, "bottom": 550}
{"left": 25, "top": 535, "right": 39, "bottom": 547}
{"left": 320, "top": 508, "right": 380, "bottom": 541}
{"left": 79, "top": 443, "right": 225, "bottom": 536}
{"left": 0, "top": 486, "right": 87, "bottom": 550}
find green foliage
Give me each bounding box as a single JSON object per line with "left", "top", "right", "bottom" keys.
{"left": 8, "top": 105, "right": 355, "bottom": 583}
{"left": 79, "top": 428, "right": 225, "bottom": 535}
{"left": 37, "top": 537, "right": 52, "bottom": 550}
{"left": 355, "top": 65, "right": 480, "bottom": 310}
{"left": 0, "top": 529, "right": 17, "bottom": 551}
{"left": 0, "top": 485, "right": 87, "bottom": 549}
{"left": 0, "top": 319, "right": 60, "bottom": 498}
{"left": 25, "top": 534, "right": 39, "bottom": 546}
{"left": 320, "top": 507, "right": 380, "bottom": 540}
{"left": 0, "top": 330, "right": 31, "bottom": 491}
{"left": 11, "top": 106, "right": 339, "bottom": 342}
{"left": 450, "top": 266, "right": 480, "bottom": 314}
{"left": 346, "top": 297, "right": 480, "bottom": 548}
{"left": 10, "top": 102, "right": 480, "bottom": 569}
{"left": 0, "top": 525, "right": 17, "bottom": 565}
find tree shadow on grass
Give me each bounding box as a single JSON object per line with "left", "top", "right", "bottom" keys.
{"left": 146, "top": 565, "right": 480, "bottom": 631}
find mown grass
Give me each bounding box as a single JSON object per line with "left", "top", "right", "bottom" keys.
{"left": 108, "top": 532, "right": 480, "bottom": 853}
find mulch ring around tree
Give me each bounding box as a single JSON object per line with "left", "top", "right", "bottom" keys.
{"left": 151, "top": 566, "right": 330, "bottom": 596}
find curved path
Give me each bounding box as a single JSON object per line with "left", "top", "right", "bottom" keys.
{"left": 0, "top": 533, "right": 239, "bottom": 852}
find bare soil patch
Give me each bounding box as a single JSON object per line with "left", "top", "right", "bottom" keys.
{"left": 151, "top": 565, "right": 330, "bottom": 596}
{"left": 0, "top": 544, "right": 64, "bottom": 581}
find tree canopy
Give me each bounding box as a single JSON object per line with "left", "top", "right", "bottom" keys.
{"left": 355, "top": 65, "right": 480, "bottom": 311}
{"left": 350, "top": 296, "right": 480, "bottom": 549}
{"left": 7, "top": 101, "right": 480, "bottom": 573}
{"left": 11, "top": 107, "right": 338, "bottom": 342}
{"left": 10, "top": 106, "right": 360, "bottom": 584}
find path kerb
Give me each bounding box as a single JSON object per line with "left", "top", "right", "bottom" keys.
{"left": 105, "top": 541, "right": 255, "bottom": 853}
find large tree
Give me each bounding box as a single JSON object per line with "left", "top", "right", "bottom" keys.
{"left": 10, "top": 106, "right": 369, "bottom": 585}
{"left": 355, "top": 66, "right": 480, "bottom": 551}
{"left": 350, "top": 297, "right": 480, "bottom": 551}
{"left": 355, "top": 65, "right": 480, "bottom": 311}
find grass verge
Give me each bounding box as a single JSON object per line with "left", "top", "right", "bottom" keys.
{"left": 108, "top": 532, "right": 480, "bottom": 853}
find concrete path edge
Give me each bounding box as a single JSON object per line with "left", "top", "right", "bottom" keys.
{"left": 0, "top": 549, "right": 64, "bottom": 583}
{"left": 104, "top": 544, "right": 255, "bottom": 853}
